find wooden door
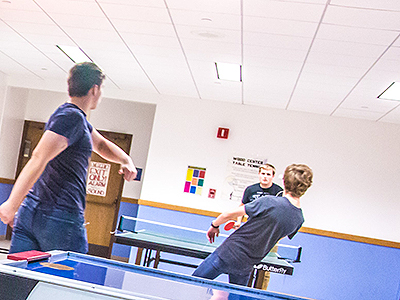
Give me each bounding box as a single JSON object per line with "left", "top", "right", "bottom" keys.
{"left": 12, "top": 121, "right": 131, "bottom": 259}
{"left": 85, "top": 131, "right": 132, "bottom": 258}
{"left": 6, "top": 121, "right": 46, "bottom": 239}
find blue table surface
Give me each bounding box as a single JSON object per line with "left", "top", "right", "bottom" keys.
{"left": 3, "top": 251, "right": 307, "bottom": 300}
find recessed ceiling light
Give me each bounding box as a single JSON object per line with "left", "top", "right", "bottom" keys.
{"left": 56, "top": 45, "right": 92, "bottom": 63}
{"left": 377, "top": 82, "right": 400, "bottom": 101}
{"left": 215, "top": 62, "right": 242, "bottom": 82}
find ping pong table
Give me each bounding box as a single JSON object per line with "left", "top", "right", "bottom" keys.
{"left": 112, "top": 216, "right": 302, "bottom": 288}
{"left": 0, "top": 250, "right": 310, "bottom": 300}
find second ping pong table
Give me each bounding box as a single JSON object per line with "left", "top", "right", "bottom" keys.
{"left": 112, "top": 215, "right": 302, "bottom": 288}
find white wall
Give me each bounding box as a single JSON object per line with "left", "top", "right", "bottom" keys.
{"left": 0, "top": 87, "right": 29, "bottom": 178}
{"left": 141, "top": 97, "right": 400, "bottom": 243}
{"left": 89, "top": 97, "right": 156, "bottom": 198}
{"left": 25, "top": 89, "right": 66, "bottom": 121}
{"left": 0, "top": 73, "right": 7, "bottom": 136}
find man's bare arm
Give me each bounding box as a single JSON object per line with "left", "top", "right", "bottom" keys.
{"left": 0, "top": 131, "right": 68, "bottom": 226}
{"left": 91, "top": 128, "right": 137, "bottom": 181}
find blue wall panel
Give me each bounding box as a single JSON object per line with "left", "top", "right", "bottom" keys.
{"left": 269, "top": 233, "right": 400, "bottom": 300}
{"left": 132, "top": 205, "right": 400, "bottom": 300}
{"left": 111, "top": 201, "right": 139, "bottom": 258}
{"left": 0, "top": 183, "right": 13, "bottom": 236}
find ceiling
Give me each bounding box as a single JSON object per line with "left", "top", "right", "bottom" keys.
{"left": 2, "top": 0, "right": 400, "bottom": 124}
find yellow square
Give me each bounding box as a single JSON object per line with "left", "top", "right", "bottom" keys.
{"left": 186, "top": 169, "right": 193, "bottom": 181}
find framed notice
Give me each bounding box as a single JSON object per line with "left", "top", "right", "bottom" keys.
{"left": 222, "top": 156, "right": 266, "bottom": 202}
{"left": 86, "top": 161, "right": 111, "bottom": 197}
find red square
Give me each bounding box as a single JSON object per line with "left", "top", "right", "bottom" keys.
{"left": 217, "top": 127, "right": 229, "bottom": 139}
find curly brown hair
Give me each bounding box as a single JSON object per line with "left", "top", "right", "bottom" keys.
{"left": 283, "top": 164, "right": 313, "bottom": 198}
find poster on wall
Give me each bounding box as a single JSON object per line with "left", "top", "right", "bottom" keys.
{"left": 222, "top": 156, "right": 266, "bottom": 202}
{"left": 86, "top": 161, "right": 111, "bottom": 197}
{"left": 184, "top": 166, "right": 206, "bottom": 196}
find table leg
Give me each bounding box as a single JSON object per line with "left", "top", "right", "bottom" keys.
{"left": 153, "top": 250, "right": 161, "bottom": 268}
{"left": 254, "top": 269, "right": 265, "bottom": 289}
{"left": 247, "top": 269, "right": 255, "bottom": 287}
{"left": 135, "top": 248, "right": 143, "bottom": 265}
{"left": 145, "top": 249, "right": 153, "bottom": 267}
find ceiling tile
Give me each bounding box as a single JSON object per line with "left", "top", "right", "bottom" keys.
{"left": 98, "top": 0, "right": 165, "bottom": 7}
{"left": 317, "top": 23, "right": 399, "bottom": 45}
{"left": 0, "top": 0, "right": 41, "bottom": 11}
{"left": 243, "top": 88, "right": 291, "bottom": 110}
{"left": 332, "top": 107, "right": 387, "bottom": 121}
{"left": 331, "top": 0, "right": 400, "bottom": 11}
{"left": 170, "top": 9, "right": 240, "bottom": 30}
{"left": 306, "top": 51, "right": 379, "bottom": 68}
{"left": 35, "top": 0, "right": 104, "bottom": 17}
{"left": 243, "top": 0, "right": 326, "bottom": 22}
{"left": 175, "top": 24, "right": 240, "bottom": 44}
{"left": 110, "top": 19, "right": 176, "bottom": 36}
{"left": 197, "top": 81, "right": 242, "bottom": 103}
{"left": 165, "top": 0, "right": 240, "bottom": 14}
{"left": 324, "top": 5, "right": 400, "bottom": 31}
{"left": 377, "top": 105, "right": 400, "bottom": 124}
{"left": 244, "top": 45, "right": 308, "bottom": 63}
{"left": 310, "top": 39, "right": 388, "bottom": 58}
{"left": 340, "top": 92, "right": 399, "bottom": 113}
{"left": 244, "top": 16, "right": 319, "bottom": 37}
{"left": 180, "top": 38, "right": 241, "bottom": 62}
{"left": 99, "top": 3, "right": 171, "bottom": 22}
{"left": 244, "top": 32, "right": 312, "bottom": 50}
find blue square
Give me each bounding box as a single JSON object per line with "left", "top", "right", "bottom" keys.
{"left": 190, "top": 186, "right": 196, "bottom": 194}
{"left": 193, "top": 169, "right": 199, "bottom": 177}
{"left": 134, "top": 168, "right": 142, "bottom": 181}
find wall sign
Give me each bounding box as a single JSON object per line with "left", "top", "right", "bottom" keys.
{"left": 86, "top": 161, "right": 111, "bottom": 197}
{"left": 217, "top": 127, "right": 229, "bottom": 139}
{"left": 208, "top": 188, "right": 216, "bottom": 199}
{"left": 222, "top": 156, "right": 266, "bottom": 202}
{"left": 184, "top": 166, "right": 206, "bottom": 195}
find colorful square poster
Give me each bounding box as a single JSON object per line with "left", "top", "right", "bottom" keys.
{"left": 184, "top": 166, "right": 206, "bottom": 195}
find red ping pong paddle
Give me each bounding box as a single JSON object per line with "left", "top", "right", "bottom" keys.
{"left": 7, "top": 250, "right": 51, "bottom": 262}
{"left": 224, "top": 221, "right": 235, "bottom": 231}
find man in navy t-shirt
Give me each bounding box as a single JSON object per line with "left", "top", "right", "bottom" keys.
{"left": 235, "top": 163, "right": 283, "bottom": 229}
{"left": 192, "top": 164, "right": 313, "bottom": 286}
{"left": 242, "top": 163, "right": 283, "bottom": 204}
{"left": 0, "top": 62, "right": 137, "bottom": 254}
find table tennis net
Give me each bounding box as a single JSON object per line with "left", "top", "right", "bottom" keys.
{"left": 117, "top": 215, "right": 301, "bottom": 262}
